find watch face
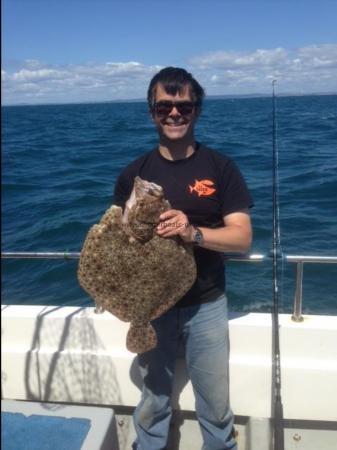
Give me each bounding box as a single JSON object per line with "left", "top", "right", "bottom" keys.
{"left": 195, "top": 228, "right": 203, "bottom": 244}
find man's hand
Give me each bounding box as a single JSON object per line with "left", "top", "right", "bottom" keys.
{"left": 156, "top": 209, "right": 252, "bottom": 253}
{"left": 156, "top": 209, "right": 194, "bottom": 242}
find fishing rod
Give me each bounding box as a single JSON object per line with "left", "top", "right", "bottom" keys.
{"left": 271, "top": 80, "right": 284, "bottom": 450}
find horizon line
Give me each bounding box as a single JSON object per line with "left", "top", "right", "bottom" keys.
{"left": 2, "top": 91, "right": 337, "bottom": 107}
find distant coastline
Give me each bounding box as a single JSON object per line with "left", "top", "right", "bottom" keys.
{"left": 2, "top": 91, "right": 337, "bottom": 107}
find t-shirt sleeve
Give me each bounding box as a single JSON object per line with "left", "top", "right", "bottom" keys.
{"left": 218, "top": 159, "right": 254, "bottom": 217}
{"left": 113, "top": 169, "right": 134, "bottom": 208}
{"left": 113, "top": 151, "right": 152, "bottom": 208}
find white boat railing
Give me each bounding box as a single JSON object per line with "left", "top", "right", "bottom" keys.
{"left": 2, "top": 252, "right": 337, "bottom": 321}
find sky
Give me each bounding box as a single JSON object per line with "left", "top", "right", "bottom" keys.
{"left": 2, "top": 0, "right": 337, "bottom": 105}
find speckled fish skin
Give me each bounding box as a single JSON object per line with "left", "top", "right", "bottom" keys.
{"left": 78, "top": 177, "right": 197, "bottom": 353}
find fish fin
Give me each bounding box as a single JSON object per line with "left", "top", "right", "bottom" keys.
{"left": 200, "top": 179, "right": 215, "bottom": 186}
{"left": 126, "top": 323, "right": 157, "bottom": 353}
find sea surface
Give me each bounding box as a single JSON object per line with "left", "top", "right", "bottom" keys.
{"left": 2, "top": 95, "right": 337, "bottom": 315}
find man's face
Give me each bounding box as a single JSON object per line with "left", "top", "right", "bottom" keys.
{"left": 151, "top": 83, "right": 198, "bottom": 143}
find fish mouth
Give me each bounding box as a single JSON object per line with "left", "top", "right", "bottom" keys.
{"left": 135, "top": 177, "right": 163, "bottom": 198}
{"left": 122, "top": 177, "right": 164, "bottom": 228}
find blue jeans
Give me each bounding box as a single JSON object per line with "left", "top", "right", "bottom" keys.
{"left": 133, "top": 295, "right": 237, "bottom": 450}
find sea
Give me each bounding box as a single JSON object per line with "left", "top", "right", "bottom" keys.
{"left": 2, "top": 95, "right": 337, "bottom": 315}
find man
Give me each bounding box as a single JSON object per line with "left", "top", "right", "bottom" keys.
{"left": 114, "top": 67, "right": 253, "bottom": 450}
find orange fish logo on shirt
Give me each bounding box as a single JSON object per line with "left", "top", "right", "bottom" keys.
{"left": 189, "top": 179, "right": 216, "bottom": 197}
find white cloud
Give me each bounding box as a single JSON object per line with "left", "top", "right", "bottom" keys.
{"left": 2, "top": 44, "right": 337, "bottom": 105}
{"left": 189, "top": 44, "right": 337, "bottom": 95}
{"left": 1, "top": 70, "right": 8, "bottom": 81}
{"left": 190, "top": 47, "right": 288, "bottom": 70}
{"left": 12, "top": 68, "right": 69, "bottom": 82}
{"left": 2, "top": 60, "right": 162, "bottom": 104}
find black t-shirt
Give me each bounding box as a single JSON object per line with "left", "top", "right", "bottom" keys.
{"left": 113, "top": 143, "right": 253, "bottom": 307}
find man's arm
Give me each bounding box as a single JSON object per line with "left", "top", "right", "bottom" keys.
{"left": 197, "top": 211, "right": 252, "bottom": 253}
{"left": 157, "top": 209, "right": 252, "bottom": 253}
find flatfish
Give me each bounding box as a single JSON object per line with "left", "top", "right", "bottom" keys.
{"left": 78, "top": 177, "right": 197, "bottom": 353}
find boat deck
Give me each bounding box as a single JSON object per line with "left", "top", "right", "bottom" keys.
{"left": 2, "top": 305, "right": 337, "bottom": 449}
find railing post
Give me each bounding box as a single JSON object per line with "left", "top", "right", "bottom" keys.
{"left": 94, "top": 305, "right": 104, "bottom": 314}
{"left": 292, "top": 261, "right": 304, "bottom": 322}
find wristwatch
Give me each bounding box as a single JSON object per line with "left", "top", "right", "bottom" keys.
{"left": 192, "top": 226, "right": 204, "bottom": 245}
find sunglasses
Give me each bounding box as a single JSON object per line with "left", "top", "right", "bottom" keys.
{"left": 152, "top": 101, "right": 197, "bottom": 117}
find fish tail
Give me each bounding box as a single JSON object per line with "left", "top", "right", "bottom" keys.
{"left": 189, "top": 185, "right": 193, "bottom": 193}
{"left": 126, "top": 323, "right": 157, "bottom": 353}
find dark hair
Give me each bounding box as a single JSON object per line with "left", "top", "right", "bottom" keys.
{"left": 147, "top": 67, "right": 205, "bottom": 111}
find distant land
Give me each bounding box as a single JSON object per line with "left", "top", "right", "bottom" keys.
{"left": 2, "top": 91, "right": 336, "bottom": 107}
